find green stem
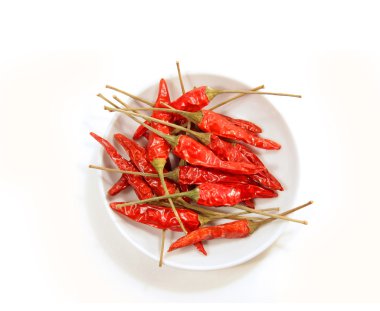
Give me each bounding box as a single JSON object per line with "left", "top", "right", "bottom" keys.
{"left": 152, "top": 158, "right": 187, "bottom": 234}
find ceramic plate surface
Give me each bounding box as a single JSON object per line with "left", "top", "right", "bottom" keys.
{"left": 99, "top": 73, "right": 299, "bottom": 270}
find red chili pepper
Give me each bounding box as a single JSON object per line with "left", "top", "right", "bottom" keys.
{"left": 177, "top": 166, "right": 252, "bottom": 185}
{"left": 184, "top": 109, "right": 280, "bottom": 150}
{"left": 90, "top": 132, "right": 154, "bottom": 200}
{"left": 146, "top": 79, "right": 172, "bottom": 163}
{"left": 167, "top": 202, "right": 311, "bottom": 252}
{"left": 114, "top": 133, "right": 177, "bottom": 196}
{"left": 110, "top": 202, "right": 207, "bottom": 255}
{"left": 224, "top": 116, "right": 262, "bottom": 134}
{"left": 110, "top": 202, "right": 203, "bottom": 232}
{"left": 170, "top": 86, "right": 210, "bottom": 112}
{"left": 107, "top": 174, "right": 130, "bottom": 196}
{"left": 168, "top": 220, "right": 252, "bottom": 252}
{"left": 117, "top": 182, "right": 277, "bottom": 208}
{"left": 133, "top": 121, "right": 149, "bottom": 140}
{"left": 172, "top": 135, "right": 264, "bottom": 175}
{"left": 234, "top": 143, "right": 283, "bottom": 191}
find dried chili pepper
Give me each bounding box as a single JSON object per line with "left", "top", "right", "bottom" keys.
{"left": 131, "top": 107, "right": 280, "bottom": 150}
{"left": 90, "top": 132, "right": 154, "bottom": 200}
{"left": 234, "top": 143, "right": 283, "bottom": 191}
{"left": 223, "top": 116, "right": 262, "bottom": 134}
{"left": 168, "top": 220, "right": 252, "bottom": 252}
{"left": 114, "top": 133, "right": 177, "bottom": 196}
{"left": 108, "top": 174, "right": 130, "bottom": 196}
{"left": 168, "top": 201, "right": 313, "bottom": 252}
{"left": 117, "top": 182, "right": 277, "bottom": 209}
{"left": 110, "top": 202, "right": 206, "bottom": 232}
{"left": 108, "top": 108, "right": 265, "bottom": 176}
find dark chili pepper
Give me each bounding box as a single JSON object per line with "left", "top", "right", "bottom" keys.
{"left": 108, "top": 174, "right": 130, "bottom": 196}
{"left": 90, "top": 132, "right": 154, "bottom": 200}
{"left": 110, "top": 202, "right": 207, "bottom": 255}
{"left": 167, "top": 201, "right": 313, "bottom": 252}
{"left": 234, "top": 143, "right": 283, "bottom": 191}
{"left": 116, "top": 182, "right": 277, "bottom": 208}
{"left": 114, "top": 133, "right": 177, "bottom": 196}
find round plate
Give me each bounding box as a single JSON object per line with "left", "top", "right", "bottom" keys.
{"left": 99, "top": 73, "right": 299, "bottom": 270}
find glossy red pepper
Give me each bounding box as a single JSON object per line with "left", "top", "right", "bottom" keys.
{"left": 107, "top": 174, "right": 130, "bottom": 196}
{"left": 90, "top": 132, "right": 154, "bottom": 200}
{"left": 168, "top": 220, "right": 252, "bottom": 252}
{"left": 114, "top": 133, "right": 177, "bottom": 196}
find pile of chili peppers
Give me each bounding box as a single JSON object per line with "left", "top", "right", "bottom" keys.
{"left": 89, "top": 64, "right": 311, "bottom": 266}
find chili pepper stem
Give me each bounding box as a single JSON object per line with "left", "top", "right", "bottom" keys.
{"left": 107, "top": 104, "right": 212, "bottom": 146}
{"left": 89, "top": 164, "right": 161, "bottom": 178}
{"left": 151, "top": 158, "right": 188, "bottom": 234}
{"left": 209, "top": 85, "right": 264, "bottom": 111}
{"left": 97, "top": 93, "right": 121, "bottom": 109}
{"left": 234, "top": 204, "right": 307, "bottom": 225}
{"left": 115, "top": 189, "right": 198, "bottom": 209}
{"left": 105, "top": 85, "right": 154, "bottom": 106}
{"left": 104, "top": 104, "right": 179, "bottom": 147}
{"left": 176, "top": 61, "right": 186, "bottom": 94}
{"left": 205, "top": 87, "right": 302, "bottom": 101}
{"left": 248, "top": 201, "right": 313, "bottom": 233}
{"left": 159, "top": 229, "right": 166, "bottom": 267}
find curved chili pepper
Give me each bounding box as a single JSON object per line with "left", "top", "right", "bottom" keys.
{"left": 168, "top": 220, "right": 252, "bottom": 252}
{"left": 114, "top": 133, "right": 177, "bottom": 196}
{"left": 110, "top": 202, "right": 207, "bottom": 255}
{"left": 133, "top": 121, "right": 149, "bottom": 140}
{"left": 108, "top": 174, "right": 130, "bottom": 196}
{"left": 90, "top": 132, "right": 154, "bottom": 200}
{"left": 168, "top": 202, "right": 312, "bottom": 252}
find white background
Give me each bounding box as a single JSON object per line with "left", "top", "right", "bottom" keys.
{"left": 1, "top": 0, "right": 380, "bottom": 305}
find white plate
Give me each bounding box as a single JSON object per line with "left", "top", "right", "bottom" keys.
{"left": 99, "top": 73, "right": 299, "bottom": 270}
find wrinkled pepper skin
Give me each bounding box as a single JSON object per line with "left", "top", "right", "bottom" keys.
{"left": 110, "top": 202, "right": 201, "bottom": 232}
{"left": 198, "top": 110, "right": 281, "bottom": 150}
{"left": 234, "top": 143, "right": 283, "bottom": 191}
{"left": 114, "top": 133, "right": 177, "bottom": 196}
{"left": 173, "top": 135, "right": 264, "bottom": 175}
{"left": 178, "top": 166, "right": 251, "bottom": 185}
{"left": 170, "top": 86, "right": 209, "bottom": 112}
{"left": 107, "top": 174, "right": 130, "bottom": 196}
{"left": 224, "top": 116, "right": 262, "bottom": 134}
{"left": 196, "top": 183, "right": 277, "bottom": 206}
{"left": 168, "top": 220, "right": 251, "bottom": 252}
{"left": 90, "top": 132, "right": 154, "bottom": 200}
{"left": 147, "top": 79, "right": 172, "bottom": 162}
